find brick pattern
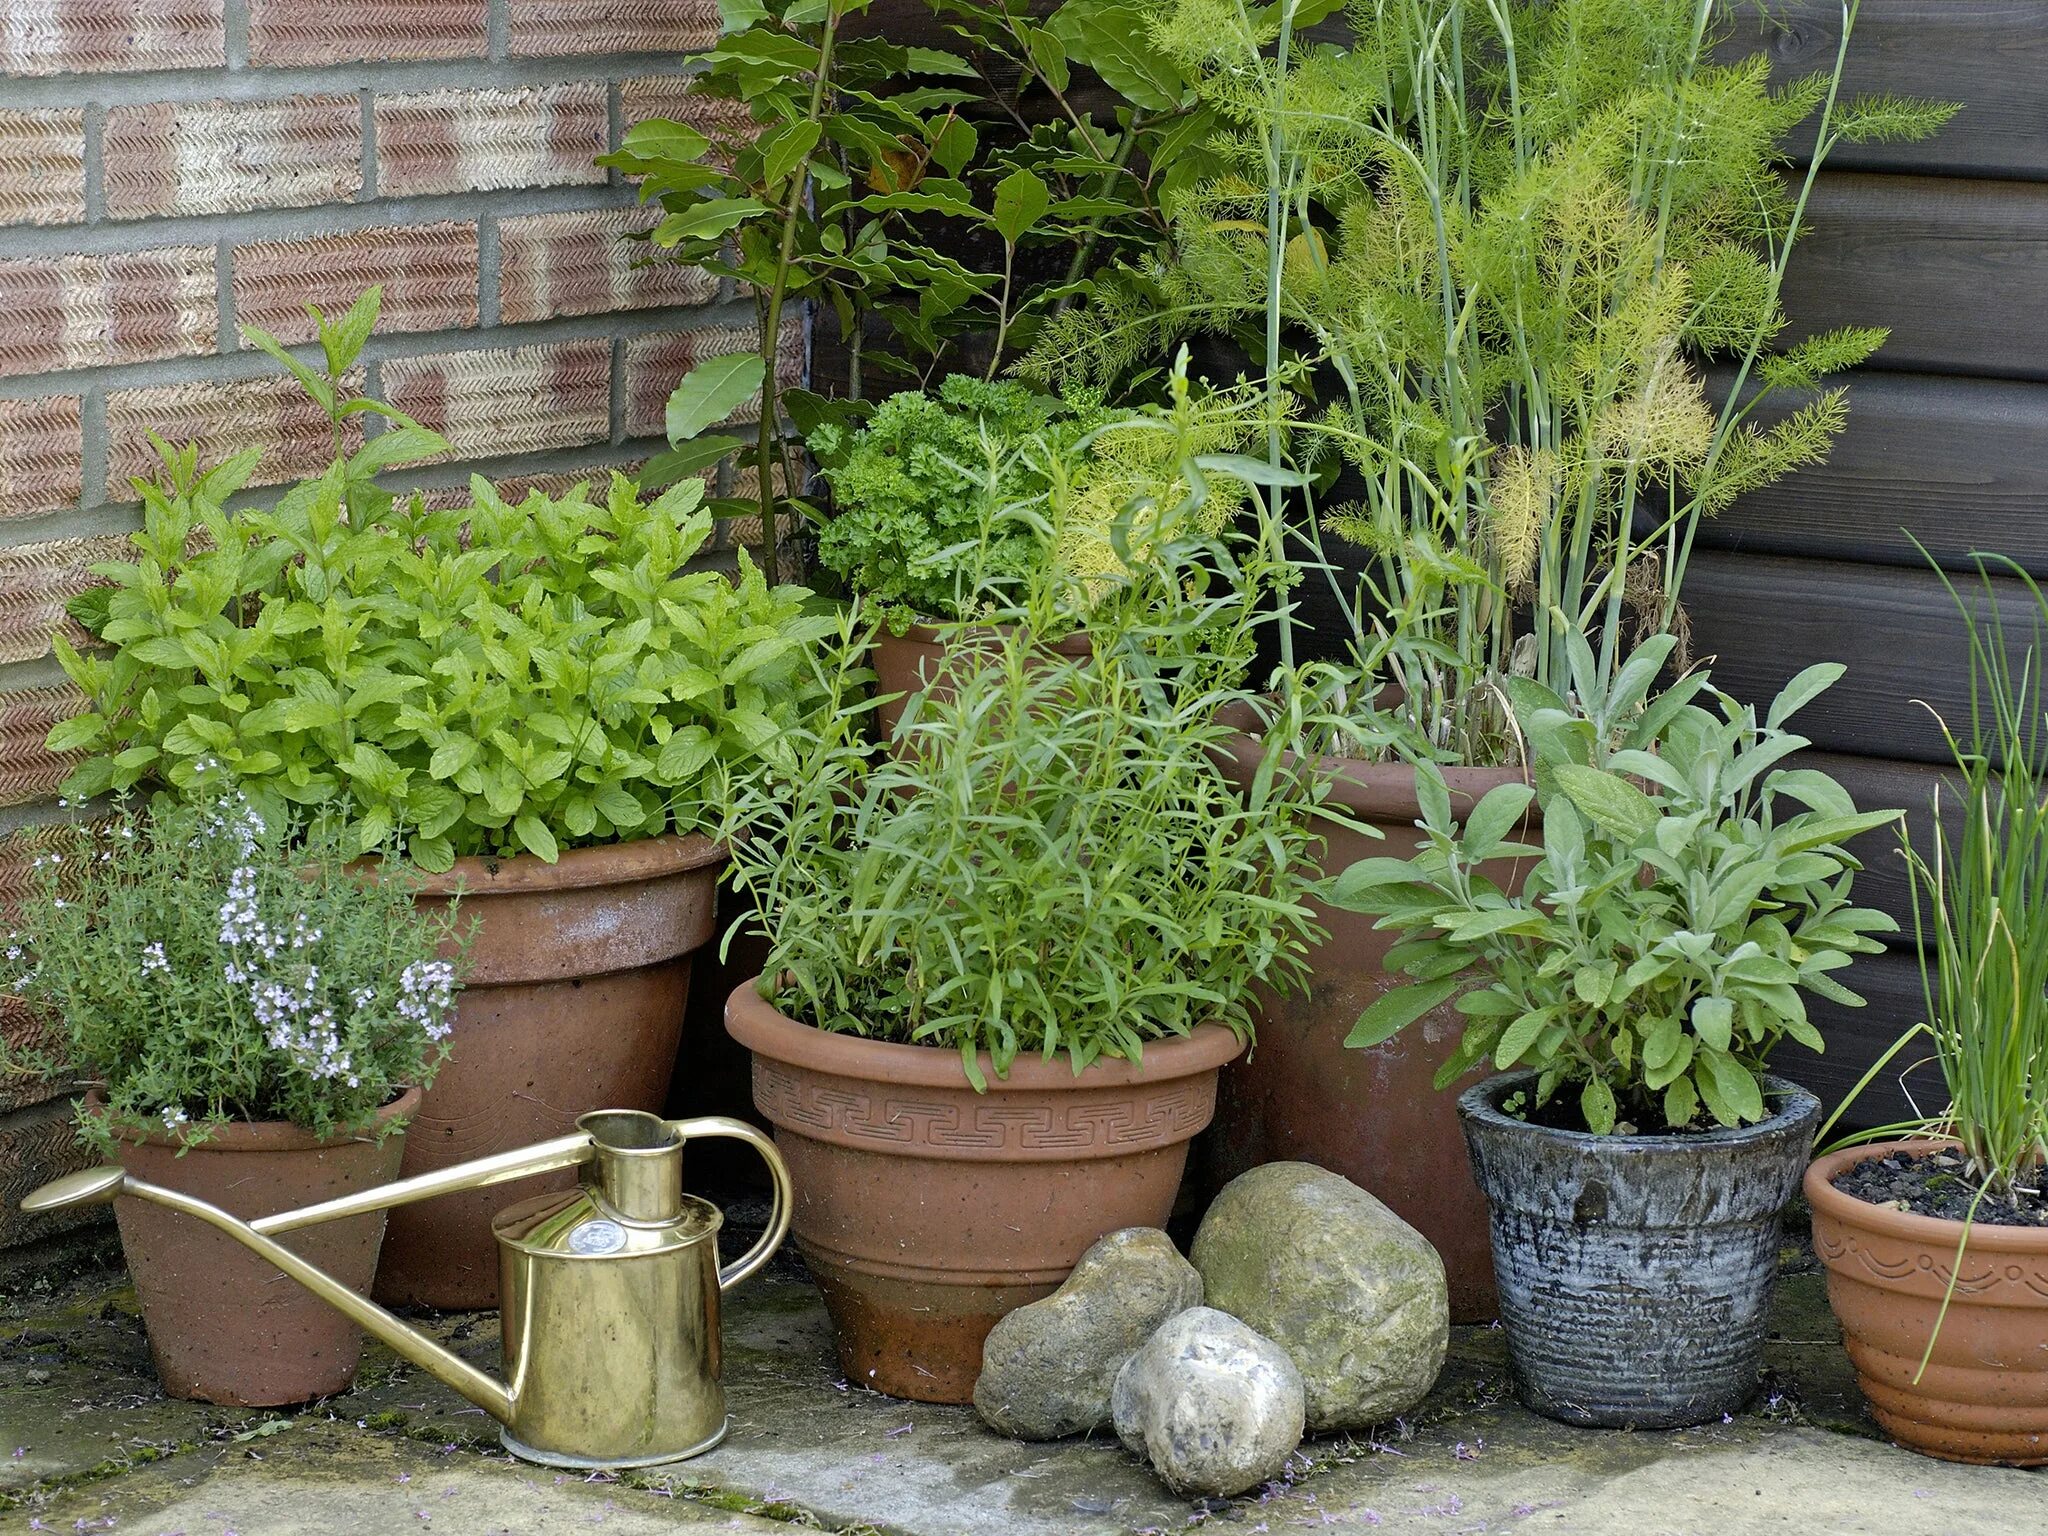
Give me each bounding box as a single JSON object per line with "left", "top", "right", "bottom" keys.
{"left": 249, "top": 0, "right": 488, "bottom": 66}
{"left": 383, "top": 338, "right": 612, "bottom": 461}
{"left": 103, "top": 96, "right": 362, "bottom": 220}
{"left": 622, "top": 319, "right": 806, "bottom": 439}
{"left": 375, "top": 84, "right": 608, "bottom": 197}
{"left": 0, "top": 0, "right": 225, "bottom": 76}
{"left": 0, "top": 247, "right": 217, "bottom": 379}
{"left": 620, "top": 74, "right": 759, "bottom": 162}
{"left": 0, "top": 1099, "right": 97, "bottom": 1250}
{"left": 0, "top": 684, "right": 89, "bottom": 804}
{"left": 0, "top": 109, "right": 86, "bottom": 227}
{"left": 498, "top": 206, "right": 716, "bottom": 323}
{"left": 0, "top": 396, "right": 83, "bottom": 520}
{"left": 234, "top": 223, "right": 480, "bottom": 344}
{"left": 0, "top": 537, "right": 128, "bottom": 666}
{"left": 105, "top": 373, "right": 365, "bottom": 498}
{"left": 508, "top": 0, "right": 719, "bottom": 57}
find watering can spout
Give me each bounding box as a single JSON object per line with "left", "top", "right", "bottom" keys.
{"left": 21, "top": 1110, "right": 792, "bottom": 1468}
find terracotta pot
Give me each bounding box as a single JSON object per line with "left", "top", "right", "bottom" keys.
{"left": 1205, "top": 727, "right": 1534, "bottom": 1321}
{"left": 1807, "top": 1139, "right": 2048, "bottom": 1465}
{"left": 870, "top": 622, "right": 1093, "bottom": 741}
{"left": 725, "top": 979, "right": 1243, "bottom": 1403}
{"left": 99, "top": 1087, "right": 417, "bottom": 1407}
{"left": 374, "top": 834, "right": 724, "bottom": 1310}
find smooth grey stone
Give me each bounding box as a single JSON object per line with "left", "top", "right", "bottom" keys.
{"left": 1111, "top": 1307, "right": 1305, "bottom": 1498}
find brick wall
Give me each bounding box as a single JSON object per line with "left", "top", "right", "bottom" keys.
{"left": 0, "top": 0, "right": 806, "bottom": 1254}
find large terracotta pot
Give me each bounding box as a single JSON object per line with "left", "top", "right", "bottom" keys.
{"left": 1206, "top": 729, "right": 1534, "bottom": 1321}
{"left": 870, "top": 623, "right": 1093, "bottom": 741}
{"left": 374, "top": 834, "right": 724, "bottom": 1310}
{"left": 101, "top": 1087, "right": 417, "bottom": 1407}
{"left": 1807, "top": 1139, "right": 2048, "bottom": 1465}
{"left": 725, "top": 979, "right": 1243, "bottom": 1403}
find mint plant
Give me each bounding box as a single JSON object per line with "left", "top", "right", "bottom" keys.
{"left": 1330, "top": 636, "right": 1900, "bottom": 1134}
{"left": 6, "top": 779, "right": 462, "bottom": 1149}
{"left": 49, "top": 290, "right": 836, "bottom": 870}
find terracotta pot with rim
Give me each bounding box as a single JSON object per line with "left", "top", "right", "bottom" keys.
{"left": 1205, "top": 722, "right": 1535, "bottom": 1321}
{"left": 870, "top": 622, "right": 1093, "bottom": 741}
{"left": 1807, "top": 1139, "right": 2048, "bottom": 1465}
{"left": 98, "top": 1087, "right": 418, "bottom": 1407}
{"left": 725, "top": 978, "right": 1243, "bottom": 1403}
{"left": 374, "top": 833, "right": 724, "bottom": 1310}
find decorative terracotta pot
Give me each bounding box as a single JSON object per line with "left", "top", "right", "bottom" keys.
{"left": 1807, "top": 1139, "right": 2048, "bottom": 1465}
{"left": 1205, "top": 728, "right": 1534, "bottom": 1321}
{"left": 1461, "top": 1071, "right": 1820, "bottom": 1428}
{"left": 870, "top": 623, "right": 1093, "bottom": 741}
{"left": 374, "top": 834, "right": 724, "bottom": 1310}
{"left": 100, "top": 1087, "right": 417, "bottom": 1407}
{"left": 725, "top": 979, "right": 1243, "bottom": 1403}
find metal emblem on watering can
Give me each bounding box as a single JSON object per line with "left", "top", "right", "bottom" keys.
{"left": 23, "top": 1109, "right": 791, "bottom": 1469}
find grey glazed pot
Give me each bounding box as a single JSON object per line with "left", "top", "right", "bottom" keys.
{"left": 1458, "top": 1070, "right": 1821, "bottom": 1429}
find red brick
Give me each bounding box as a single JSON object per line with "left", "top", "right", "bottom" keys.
{"left": 0, "top": 109, "right": 86, "bottom": 227}
{"left": 619, "top": 74, "right": 758, "bottom": 164}
{"left": 382, "top": 339, "right": 612, "bottom": 461}
{"left": 0, "top": 396, "right": 83, "bottom": 520}
{"left": 0, "top": 686, "right": 87, "bottom": 812}
{"left": 249, "top": 0, "right": 487, "bottom": 65}
{"left": 0, "top": 0, "right": 223, "bottom": 75}
{"left": 235, "top": 223, "right": 478, "bottom": 345}
{"left": 103, "top": 96, "right": 361, "bottom": 220}
{"left": 507, "top": 0, "right": 718, "bottom": 58}
{"left": 414, "top": 455, "right": 654, "bottom": 510}
{"left": 621, "top": 319, "right": 805, "bottom": 440}
{"left": 497, "top": 206, "right": 716, "bottom": 325}
{"left": 374, "top": 84, "right": 606, "bottom": 198}
{"left": 104, "top": 372, "right": 364, "bottom": 500}
{"left": 0, "top": 247, "right": 215, "bottom": 380}
{"left": 0, "top": 537, "right": 126, "bottom": 667}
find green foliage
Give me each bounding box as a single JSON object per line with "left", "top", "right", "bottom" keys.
{"left": 50, "top": 291, "right": 835, "bottom": 871}
{"left": 808, "top": 376, "right": 1078, "bottom": 624}
{"left": 5, "top": 780, "right": 463, "bottom": 1148}
{"left": 1897, "top": 554, "right": 2048, "bottom": 1200}
{"left": 1330, "top": 641, "right": 1899, "bottom": 1134}
{"left": 1024, "top": 0, "right": 1957, "bottom": 762}
{"left": 724, "top": 576, "right": 1328, "bottom": 1087}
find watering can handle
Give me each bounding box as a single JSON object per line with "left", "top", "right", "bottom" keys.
{"left": 668, "top": 1115, "right": 792, "bottom": 1291}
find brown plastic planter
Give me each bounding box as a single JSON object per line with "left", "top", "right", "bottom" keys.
{"left": 725, "top": 979, "right": 1242, "bottom": 1403}
{"left": 374, "top": 834, "right": 724, "bottom": 1310}
{"left": 1808, "top": 1140, "right": 2048, "bottom": 1465}
{"left": 99, "top": 1088, "right": 417, "bottom": 1407}
{"left": 870, "top": 623, "right": 1093, "bottom": 741}
{"left": 1205, "top": 727, "right": 1534, "bottom": 1322}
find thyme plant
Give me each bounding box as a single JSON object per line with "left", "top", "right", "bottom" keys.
{"left": 6, "top": 780, "right": 463, "bottom": 1149}
{"left": 1023, "top": 0, "right": 1955, "bottom": 763}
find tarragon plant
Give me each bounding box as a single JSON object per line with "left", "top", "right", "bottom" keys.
{"left": 6, "top": 778, "right": 462, "bottom": 1149}
{"left": 49, "top": 290, "right": 836, "bottom": 870}
{"left": 1330, "top": 636, "right": 1899, "bottom": 1134}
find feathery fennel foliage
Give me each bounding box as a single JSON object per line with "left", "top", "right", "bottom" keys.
{"left": 1022, "top": 0, "right": 1956, "bottom": 764}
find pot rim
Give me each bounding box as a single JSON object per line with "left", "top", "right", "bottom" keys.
{"left": 724, "top": 975, "right": 1245, "bottom": 1089}
{"left": 83, "top": 1083, "right": 422, "bottom": 1153}
{"left": 1805, "top": 1138, "right": 2048, "bottom": 1253}
{"left": 874, "top": 620, "right": 1093, "bottom": 656}
{"left": 410, "top": 831, "right": 725, "bottom": 897}
{"left": 1456, "top": 1068, "right": 1820, "bottom": 1151}
{"left": 1208, "top": 709, "right": 1531, "bottom": 821}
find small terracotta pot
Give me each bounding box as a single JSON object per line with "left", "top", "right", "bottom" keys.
{"left": 374, "top": 833, "right": 724, "bottom": 1310}
{"left": 725, "top": 979, "right": 1242, "bottom": 1403}
{"left": 100, "top": 1088, "right": 417, "bottom": 1407}
{"left": 1807, "top": 1140, "right": 2048, "bottom": 1465}
{"left": 870, "top": 623, "right": 1093, "bottom": 742}
{"left": 1205, "top": 725, "right": 1535, "bottom": 1322}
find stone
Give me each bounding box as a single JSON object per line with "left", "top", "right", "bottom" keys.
{"left": 1110, "top": 1306, "right": 1305, "bottom": 1498}
{"left": 974, "top": 1226, "right": 1203, "bottom": 1439}
{"left": 1191, "top": 1160, "right": 1449, "bottom": 1432}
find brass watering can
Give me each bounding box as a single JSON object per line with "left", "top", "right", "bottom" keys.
{"left": 23, "top": 1109, "right": 790, "bottom": 1470}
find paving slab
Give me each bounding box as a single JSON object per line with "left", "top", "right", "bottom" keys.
{"left": 5, "top": 1245, "right": 2042, "bottom": 1536}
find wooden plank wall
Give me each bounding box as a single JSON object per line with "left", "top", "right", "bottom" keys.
{"left": 852, "top": 1, "right": 2042, "bottom": 1127}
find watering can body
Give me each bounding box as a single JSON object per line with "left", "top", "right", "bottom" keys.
{"left": 24, "top": 1109, "right": 790, "bottom": 1470}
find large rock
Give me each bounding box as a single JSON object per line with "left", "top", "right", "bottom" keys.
{"left": 974, "top": 1227, "right": 1203, "bottom": 1439}
{"left": 1111, "top": 1307, "right": 1305, "bottom": 1497}
{"left": 1191, "top": 1161, "right": 1448, "bottom": 1431}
